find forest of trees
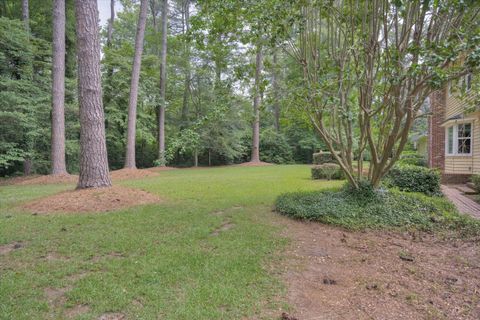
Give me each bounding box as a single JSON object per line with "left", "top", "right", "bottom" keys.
{"left": 1, "top": 0, "right": 479, "bottom": 189}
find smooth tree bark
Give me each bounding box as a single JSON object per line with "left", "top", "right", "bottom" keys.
{"left": 157, "top": 0, "right": 168, "bottom": 164}
{"left": 180, "top": 0, "right": 191, "bottom": 127}
{"left": 75, "top": 0, "right": 112, "bottom": 188}
{"left": 250, "top": 43, "right": 263, "bottom": 163}
{"left": 51, "top": 0, "right": 67, "bottom": 175}
{"left": 124, "top": 0, "right": 148, "bottom": 169}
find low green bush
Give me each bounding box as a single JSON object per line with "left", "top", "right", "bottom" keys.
{"left": 275, "top": 187, "right": 480, "bottom": 236}
{"left": 312, "top": 151, "right": 338, "bottom": 165}
{"left": 385, "top": 165, "right": 441, "bottom": 196}
{"left": 311, "top": 163, "right": 344, "bottom": 180}
{"left": 397, "top": 151, "right": 427, "bottom": 167}
{"left": 471, "top": 174, "right": 480, "bottom": 192}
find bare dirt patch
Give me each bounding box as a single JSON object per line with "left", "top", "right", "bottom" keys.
{"left": 110, "top": 168, "right": 159, "bottom": 181}
{"left": 44, "top": 286, "right": 72, "bottom": 307}
{"left": 278, "top": 217, "right": 480, "bottom": 320}
{"left": 64, "top": 304, "right": 90, "bottom": 319}
{"left": 146, "top": 166, "right": 177, "bottom": 173}
{"left": 98, "top": 312, "right": 126, "bottom": 320}
{"left": 22, "top": 186, "right": 161, "bottom": 214}
{"left": 0, "top": 241, "right": 23, "bottom": 255}
{"left": 237, "top": 161, "right": 273, "bottom": 167}
{"left": 0, "top": 174, "right": 77, "bottom": 186}
{"left": 211, "top": 221, "right": 235, "bottom": 236}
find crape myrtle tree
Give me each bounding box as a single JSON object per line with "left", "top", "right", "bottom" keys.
{"left": 278, "top": 0, "right": 480, "bottom": 188}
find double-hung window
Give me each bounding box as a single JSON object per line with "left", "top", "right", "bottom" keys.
{"left": 446, "top": 123, "right": 472, "bottom": 155}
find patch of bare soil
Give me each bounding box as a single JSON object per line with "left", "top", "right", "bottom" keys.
{"left": 110, "top": 168, "right": 159, "bottom": 181}
{"left": 211, "top": 221, "right": 235, "bottom": 236}
{"left": 22, "top": 186, "right": 161, "bottom": 214}
{"left": 237, "top": 161, "right": 273, "bottom": 167}
{"left": 64, "top": 304, "right": 90, "bottom": 319}
{"left": 278, "top": 217, "right": 480, "bottom": 320}
{"left": 0, "top": 174, "right": 77, "bottom": 186}
{"left": 0, "top": 241, "right": 23, "bottom": 255}
{"left": 98, "top": 312, "right": 126, "bottom": 320}
{"left": 146, "top": 166, "right": 177, "bottom": 172}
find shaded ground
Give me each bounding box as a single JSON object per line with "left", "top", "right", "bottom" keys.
{"left": 278, "top": 216, "right": 480, "bottom": 320}
{"left": 21, "top": 185, "right": 161, "bottom": 214}
{"left": 237, "top": 161, "right": 274, "bottom": 167}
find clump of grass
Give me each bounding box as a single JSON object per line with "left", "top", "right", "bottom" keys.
{"left": 275, "top": 185, "right": 480, "bottom": 236}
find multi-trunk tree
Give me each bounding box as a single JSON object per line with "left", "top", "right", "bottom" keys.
{"left": 281, "top": 0, "right": 480, "bottom": 188}
{"left": 75, "top": 0, "right": 111, "bottom": 188}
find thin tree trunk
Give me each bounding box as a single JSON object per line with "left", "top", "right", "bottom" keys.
{"left": 23, "top": 159, "right": 32, "bottom": 176}
{"left": 124, "top": 0, "right": 148, "bottom": 169}
{"left": 22, "top": 0, "right": 29, "bottom": 33}
{"left": 251, "top": 43, "right": 263, "bottom": 162}
{"left": 193, "top": 148, "right": 198, "bottom": 167}
{"left": 272, "top": 50, "right": 280, "bottom": 132}
{"left": 107, "top": 0, "right": 114, "bottom": 46}
{"left": 157, "top": 0, "right": 168, "bottom": 164}
{"left": 75, "top": 0, "right": 112, "bottom": 189}
{"left": 180, "top": 0, "right": 190, "bottom": 127}
{"left": 51, "top": 0, "right": 67, "bottom": 175}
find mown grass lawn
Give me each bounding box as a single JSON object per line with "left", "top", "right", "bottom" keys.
{"left": 0, "top": 165, "right": 342, "bottom": 320}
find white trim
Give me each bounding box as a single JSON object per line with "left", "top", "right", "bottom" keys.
{"left": 445, "top": 122, "right": 473, "bottom": 156}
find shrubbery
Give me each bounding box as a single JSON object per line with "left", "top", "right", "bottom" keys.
{"left": 385, "top": 165, "right": 441, "bottom": 196}
{"left": 275, "top": 187, "right": 480, "bottom": 236}
{"left": 397, "top": 151, "right": 427, "bottom": 167}
{"left": 311, "top": 163, "right": 344, "bottom": 180}
{"left": 259, "top": 128, "right": 294, "bottom": 164}
{"left": 312, "top": 151, "right": 338, "bottom": 165}
{"left": 471, "top": 174, "right": 480, "bottom": 192}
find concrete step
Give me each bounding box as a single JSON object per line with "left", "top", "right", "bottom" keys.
{"left": 454, "top": 184, "right": 478, "bottom": 195}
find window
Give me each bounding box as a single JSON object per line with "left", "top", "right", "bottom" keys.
{"left": 446, "top": 123, "right": 472, "bottom": 155}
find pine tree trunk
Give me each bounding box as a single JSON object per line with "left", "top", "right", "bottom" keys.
{"left": 124, "top": 0, "right": 148, "bottom": 169}
{"left": 193, "top": 148, "right": 198, "bottom": 167}
{"left": 157, "top": 0, "right": 168, "bottom": 164}
{"left": 22, "top": 0, "right": 29, "bottom": 33}
{"left": 107, "top": 0, "right": 114, "bottom": 46}
{"left": 272, "top": 51, "right": 280, "bottom": 132}
{"left": 75, "top": 0, "right": 112, "bottom": 189}
{"left": 51, "top": 0, "right": 67, "bottom": 175}
{"left": 180, "top": 0, "right": 190, "bottom": 127}
{"left": 251, "top": 44, "right": 263, "bottom": 162}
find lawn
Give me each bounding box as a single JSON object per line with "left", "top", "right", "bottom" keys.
{"left": 0, "top": 165, "right": 342, "bottom": 320}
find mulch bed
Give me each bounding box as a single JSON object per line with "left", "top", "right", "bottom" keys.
{"left": 109, "top": 168, "right": 159, "bottom": 181}
{"left": 237, "top": 161, "right": 273, "bottom": 167}
{"left": 22, "top": 186, "right": 161, "bottom": 214}
{"left": 0, "top": 174, "right": 78, "bottom": 186}
{"left": 278, "top": 216, "right": 480, "bottom": 320}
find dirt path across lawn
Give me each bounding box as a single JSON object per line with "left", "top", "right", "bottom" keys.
{"left": 277, "top": 216, "right": 480, "bottom": 320}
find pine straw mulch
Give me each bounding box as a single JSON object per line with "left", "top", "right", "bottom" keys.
{"left": 22, "top": 185, "right": 161, "bottom": 214}
{"left": 276, "top": 216, "right": 480, "bottom": 320}
{"left": 109, "top": 168, "right": 159, "bottom": 181}
{"left": 237, "top": 161, "right": 274, "bottom": 167}
{"left": 0, "top": 174, "right": 78, "bottom": 186}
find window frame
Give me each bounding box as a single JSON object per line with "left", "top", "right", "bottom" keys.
{"left": 445, "top": 123, "right": 473, "bottom": 156}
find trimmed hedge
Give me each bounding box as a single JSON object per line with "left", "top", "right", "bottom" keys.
{"left": 385, "top": 165, "right": 441, "bottom": 196}
{"left": 275, "top": 187, "right": 480, "bottom": 236}
{"left": 312, "top": 151, "right": 338, "bottom": 165}
{"left": 311, "top": 163, "right": 344, "bottom": 180}
{"left": 397, "top": 151, "right": 427, "bottom": 167}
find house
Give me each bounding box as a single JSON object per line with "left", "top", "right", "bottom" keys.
{"left": 428, "top": 74, "right": 477, "bottom": 183}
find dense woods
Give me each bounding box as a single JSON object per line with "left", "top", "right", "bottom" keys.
{"left": 0, "top": 0, "right": 479, "bottom": 189}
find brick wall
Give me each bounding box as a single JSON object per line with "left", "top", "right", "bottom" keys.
{"left": 428, "top": 89, "right": 446, "bottom": 171}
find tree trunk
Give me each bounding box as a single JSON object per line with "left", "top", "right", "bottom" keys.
{"left": 193, "top": 148, "right": 198, "bottom": 167}
{"left": 75, "top": 0, "right": 112, "bottom": 189}
{"left": 51, "top": 0, "right": 67, "bottom": 175}
{"left": 124, "top": 0, "right": 148, "bottom": 169}
{"left": 157, "top": 0, "right": 168, "bottom": 164}
{"left": 180, "top": 0, "right": 190, "bottom": 127}
{"left": 272, "top": 50, "right": 280, "bottom": 132}
{"left": 22, "top": 0, "right": 29, "bottom": 33}
{"left": 251, "top": 43, "right": 263, "bottom": 162}
{"left": 107, "top": 0, "right": 114, "bottom": 47}
{"left": 23, "top": 159, "right": 32, "bottom": 176}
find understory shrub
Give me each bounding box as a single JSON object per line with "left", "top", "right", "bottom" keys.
{"left": 312, "top": 151, "right": 338, "bottom": 165}
{"left": 471, "top": 174, "right": 480, "bottom": 192}
{"left": 259, "top": 128, "right": 294, "bottom": 164}
{"left": 397, "top": 151, "right": 427, "bottom": 167}
{"left": 275, "top": 187, "right": 480, "bottom": 236}
{"left": 385, "top": 165, "right": 441, "bottom": 196}
{"left": 311, "top": 163, "right": 344, "bottom": 180}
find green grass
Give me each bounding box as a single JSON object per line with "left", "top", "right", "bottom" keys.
{"left": 0, "top": 165, "right": 341, "bottom": 320}
{"left": 275, "top": 186, "right": 480, "bottom": 235}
